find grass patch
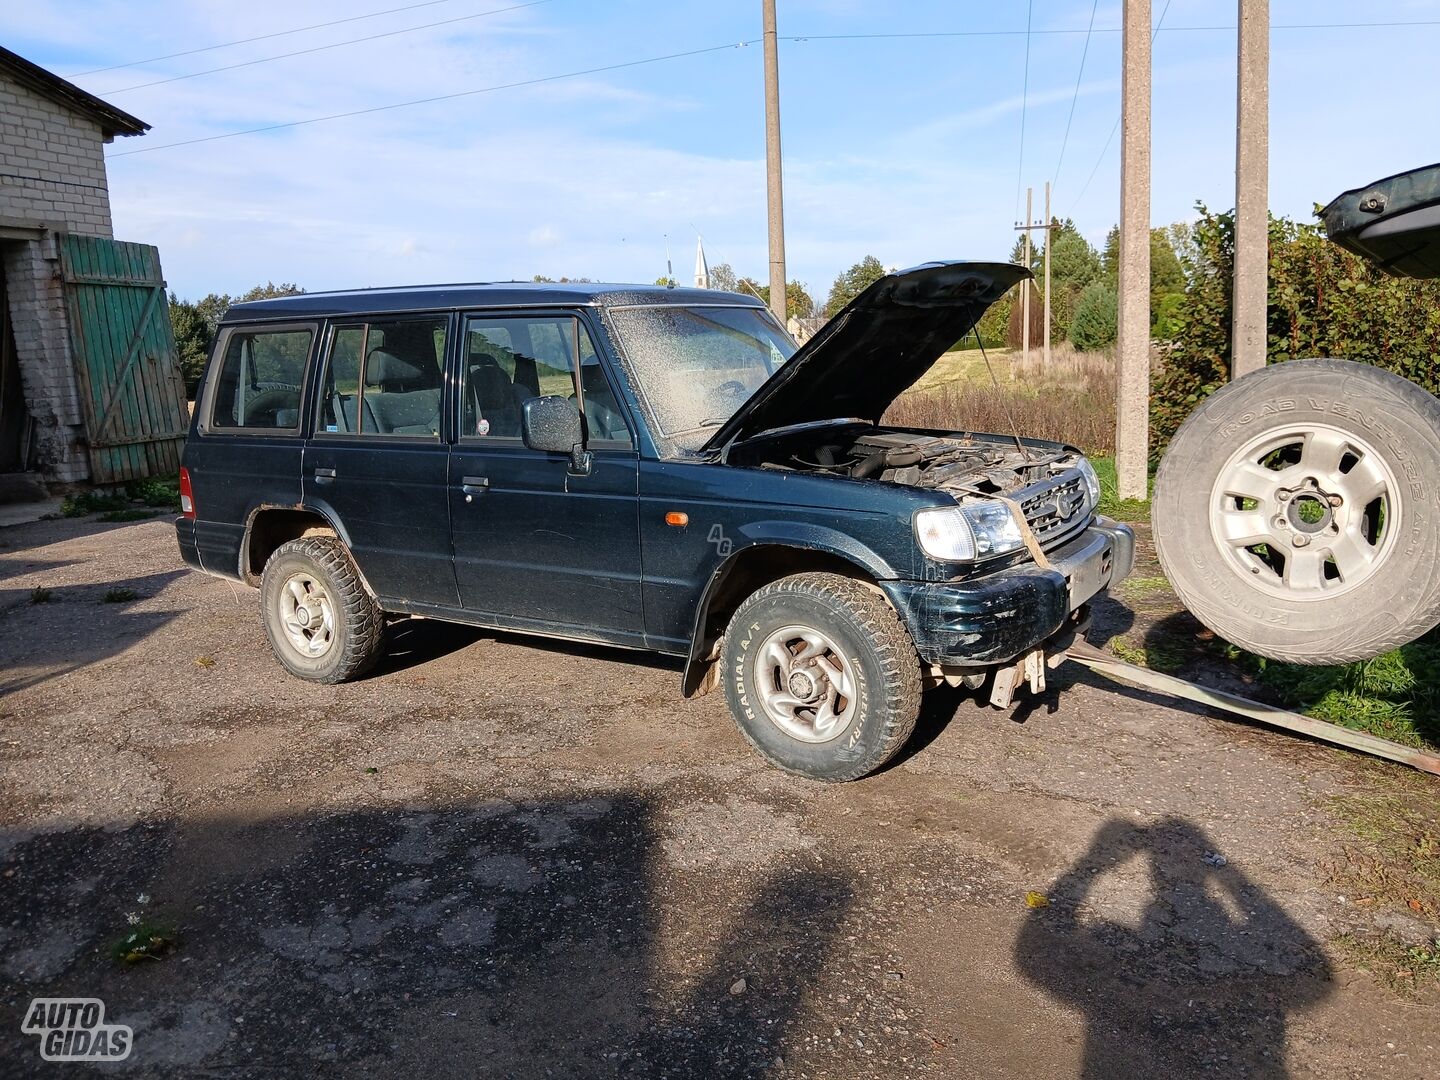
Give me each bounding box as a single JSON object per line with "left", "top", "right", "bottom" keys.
{"left": 1089, "top": 456, "right": 1152, "bottom": 522}
{"left": 29, "top": 586, "right": 52, "bottom": 604}
{"left": 1334, "top": 932, "right": 1440, "bottom": 996}
{"left": 1115, "top": 574, "right": 1170, "bottom": 599}
{"left": 61, "top": 491, "right": 130, "bottom": 517}
{"left": 1242, "top": 631, "right": 1440, "bottom": 751}
{"left": 102, "top": 587, "right": 138, "bottom": 603}
{"left": 1107, "top": 633, "right": 1187, "bottom": 673}
{"left": 99, "top": 508, "right": 162, "bottom": 523}
{"left": 126, "top": 476, "right": 181, "bottom": 509}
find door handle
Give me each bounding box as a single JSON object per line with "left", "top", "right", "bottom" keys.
{"left": 313, "top": 467, "right": 337, "bottom": 482}
{"left": 460, "top": 475, "right": 489, "bottom": 499}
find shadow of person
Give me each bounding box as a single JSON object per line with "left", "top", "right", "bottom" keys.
{"left": 1015, "top": 816, "right": 1332, "bottom": 1079}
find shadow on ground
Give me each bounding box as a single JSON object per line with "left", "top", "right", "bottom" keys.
{"left": 1016, "top": 816, "right": 1333, "bottom": 1079}
{"left": 0, "top": 795, "right": 849, "bottom": 1077}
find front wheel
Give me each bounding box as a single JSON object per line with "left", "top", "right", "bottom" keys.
{"left": 721, "top": 573, "right": 922, "bottom": 781}
{"left": 260, "top": 536, "right": 384, "bottom": 683}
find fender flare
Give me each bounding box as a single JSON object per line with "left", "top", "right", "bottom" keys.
{"left": 240, "top": 501, "right": 375, "bottom": 597}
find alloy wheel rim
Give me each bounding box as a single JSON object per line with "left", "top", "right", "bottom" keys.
{"left": 1209, "top": 423, "right": 1399, "bottom": 600}
{"left": 752, "top": 624, "right": 858, "bottom": 743}
{"left": 278, "top": 572, "right": 336, "bottom": 657}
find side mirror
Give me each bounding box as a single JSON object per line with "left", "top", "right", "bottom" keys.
{"left": 521, "top": 395, "right": 591, "bottom": 474}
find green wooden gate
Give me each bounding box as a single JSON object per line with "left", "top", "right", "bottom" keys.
{"left": 58, "top": 234, "right": 189, "bottom": 484}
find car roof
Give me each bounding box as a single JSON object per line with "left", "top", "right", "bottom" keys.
{"left": 222, "top": 281, "right": 768, "bottom": 322}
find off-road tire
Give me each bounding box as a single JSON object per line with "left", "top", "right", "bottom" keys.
{"left": 721, "top": 573, "right": 922, "bottom": 781}
{"left": 260, "top": 537, "right": 384, "bottom": 683}
{"left": 1153, "top": 358, "right": 1440, "bottom": 663}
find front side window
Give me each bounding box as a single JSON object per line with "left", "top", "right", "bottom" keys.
{"left": 208, "top": 327, "right": 313, "bottom": 431}
{"left": 318, "top": 317, "right": 447, "bottom": 438}
{"left": 604, "top": 305, "right": 794, "bottom": 454}
{"left": 461, "top": 314, "right": 630, "bottom": 446}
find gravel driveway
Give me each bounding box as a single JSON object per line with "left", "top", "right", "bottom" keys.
{"left": 1, "top": 515, "right": 1436, "bottom": 1077}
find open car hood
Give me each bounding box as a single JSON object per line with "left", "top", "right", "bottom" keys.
{"left": 701, "top": 260, "right": 1029, "bottom": 453}
{"left": 1321, "top": 162, "right": 1440, "bottom": 278}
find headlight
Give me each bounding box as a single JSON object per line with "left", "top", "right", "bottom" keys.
{"left": 914, "top": 501, "right": 1026, "bottom": 562}
{"left": 1077, "top": 457, "right": 1101, "bottom": 511}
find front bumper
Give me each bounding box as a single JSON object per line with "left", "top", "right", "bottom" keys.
{"left": 882, "top": 518, "right": 1135, "bottom": 668}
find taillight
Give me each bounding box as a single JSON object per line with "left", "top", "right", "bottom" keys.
{"left": 178, "top": 467, "right": 195, "bottom": 519}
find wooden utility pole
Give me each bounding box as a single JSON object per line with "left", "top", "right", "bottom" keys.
{"left": 1014, "top": 190, "right": 1057, "bottom": 368}
{"left": 761, "top": 0, "right": 787, "bottom": 326}
{"left": 1232, "top": 0, "right": 1269, "bottom": 378}
{"left": 1115, "top": 0, "right": 1151, "bottom": 500}
{"left": 1043, "top": 180, "right": 1052, "bottom": 367}
{"left": 1021, "top": 186, "right": 1032, "bottom": 364}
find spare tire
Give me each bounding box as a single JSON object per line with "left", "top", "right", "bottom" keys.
{"left": 1153, "top": 358, "right": 1440, "bottom": 664}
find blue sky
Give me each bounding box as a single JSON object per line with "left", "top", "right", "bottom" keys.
{"left": 7, "top": 0, "right": 1440, "bottom": 300}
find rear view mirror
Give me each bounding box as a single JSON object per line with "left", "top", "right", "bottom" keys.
{"left": 522, "top": 396, "right": 591, "bottom": 475}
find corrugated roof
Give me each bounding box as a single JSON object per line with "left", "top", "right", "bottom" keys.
{"left": 0, "top": 46, "right": 149, "bottom": 139}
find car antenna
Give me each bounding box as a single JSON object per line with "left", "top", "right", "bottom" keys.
{"left": 973, "top": 324, "right": 1034, "bottom": 463}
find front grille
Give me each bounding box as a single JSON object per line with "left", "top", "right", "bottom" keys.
{"left": 1019, "top": 469, "right": 1090, "bottom": 543}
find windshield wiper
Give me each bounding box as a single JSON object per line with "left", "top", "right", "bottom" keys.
{"left": 699, "top": 417, "right": 727, "bottom": 427}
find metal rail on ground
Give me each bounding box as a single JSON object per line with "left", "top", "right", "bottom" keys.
{"left": 1062, "top": 640, "right": 1440, "bottom": 777}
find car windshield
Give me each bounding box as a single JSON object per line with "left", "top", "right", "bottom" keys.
{"left": 606, "top": 304, "right": 797, "bottom": 453}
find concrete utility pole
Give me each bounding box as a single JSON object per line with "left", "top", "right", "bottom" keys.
{"left": 1115, "top": 0, "right": 1151, "bottom": 500}
{"left": 762, "top": 0, "right": 787, "bottom": 326}
{"left": 1232, "top": 0, "right": 1269, "bottom": 378}
{"left": 1022, "top": 186, "right": 1033, "bottom": 364}
{"left": 1043, "top": 180, "right": 1052, "bottom": 367}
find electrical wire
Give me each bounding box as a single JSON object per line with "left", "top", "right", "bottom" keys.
{"left": 67, "top": 0, "right": 470, "bottom": 77}
{"left": 1073, "top": 0, "right": 1172, "bottom": 210}
{"left": 1014, "top": 0, "right": 1033, "bottom": 222}
{"left": 107, "top": 41, "right": 757, "bottom": 159}
{"left": 101, "top": 0, "right": 554, "bottom": 95}
{"left": 1051, "top": 0, "right": 1099, "bottom": 197}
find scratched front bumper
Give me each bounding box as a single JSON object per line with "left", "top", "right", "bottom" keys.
{"left": 883, "top": 518, "right": 1135, "bottom": 668}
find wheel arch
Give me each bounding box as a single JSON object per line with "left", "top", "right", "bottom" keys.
{"left": 681, "top": 541, "right": 892, "bottom": 698}
{"left": 241, "top": 504, "right": 374, "bottom": 597}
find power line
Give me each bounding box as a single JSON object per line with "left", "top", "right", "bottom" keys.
{"left": 1014, "top": 0, "right": 1033, "bottom": 221}
{"left": 778, "top": 19, "right": 1440, "bottom": 43}
{"left": 67, "top": 0, "right": 469, "bottom": 77}
{"left": 108, "top": 41, "right": 756, "bottom": 159}
{"left": 1073, "top": 0, "right": 1172, "bottom": 210}
{"left": 102, "top": 0, "right": 554, "bottom": 96}
{"left": 1052, "top": 0, "right": 1099, "bottom": 197}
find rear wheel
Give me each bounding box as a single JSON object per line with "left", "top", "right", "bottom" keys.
{"left": 1153, "top": 359, "right": 1440, "bottom": 663}
{"left": 260, "top": 536, "right": 384, "bottom": 682}
{"left": 721, "top": 573, "right": 921, "bottom": 781}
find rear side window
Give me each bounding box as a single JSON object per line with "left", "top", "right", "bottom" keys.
{"left": 208, "top": 327, "right": 314, "bottom": 431}
{"left": 318, "top": 316, "right": 447, "bottom": 438}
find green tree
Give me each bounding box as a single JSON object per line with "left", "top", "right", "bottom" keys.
{"left": 709, "top": 262, "right": 741, "bottom": 293}
{"left": 824, "top": 255, "right": 886, "bottom": 317}
{"left": 736, "top": 276, "right": 767, "bottom": 302}
{"left": 752, "top": 280, "right": 816, "bottom": 320}
{"left": 168, "top": 292, "right": 210, "bottom": 396}
{"left": 654, "top": 276, "right": 677, "bottom": 287}
{"left": 1069, "top": 280, "right": 1118, "bottom": 350}
{"left": 1151, "top": 203, "right": 1440, "bottom": 456}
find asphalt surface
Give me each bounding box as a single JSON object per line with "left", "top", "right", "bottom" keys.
{"left": 1, "top": 514, "right": 1437, "bottom": 1078}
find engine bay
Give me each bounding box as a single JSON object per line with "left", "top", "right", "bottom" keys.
{"left": 729, "top": 425, "right": 1085, "bottom": 500}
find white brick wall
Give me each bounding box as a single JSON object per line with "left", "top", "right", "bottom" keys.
{"left": 0, "top": 76, "right": 114, "bottom": 238}
{"left": 2, "top": 238, "right": 89, "bottom": 483}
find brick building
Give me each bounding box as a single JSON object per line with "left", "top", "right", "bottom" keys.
{"left": 1, "top": 46, "right": 153, "bottom": 492}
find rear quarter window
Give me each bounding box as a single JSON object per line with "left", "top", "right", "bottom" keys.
{"left": 206, "top": 326, "right": 315, "bottom": 432}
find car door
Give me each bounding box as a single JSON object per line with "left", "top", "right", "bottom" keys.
{"left": 303, "top": 313, "right": 459, "bottom": 608}
{"left": 448, "top": 309, "right": 644, "bottom": 644}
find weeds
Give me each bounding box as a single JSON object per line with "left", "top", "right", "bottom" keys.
{"left": 1334, "top": 933, "right": 1440, "bottom": 996}
{"left": 113, "top": 919, "right": 177, "bottom": 965}
{"left": 29, "top": 587, "right": 52, "bottom": 605}
{"left": 125, "top": 476, "right": 181, "bottom": 509}
{"left": 99, "top": 509, "right": 162, "bottom": 523}
{"left": 103, "top": 588, "right": 138, "bottom": 603}
{"left": 61, "top": 491, "right": 129, "bottom": 517}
